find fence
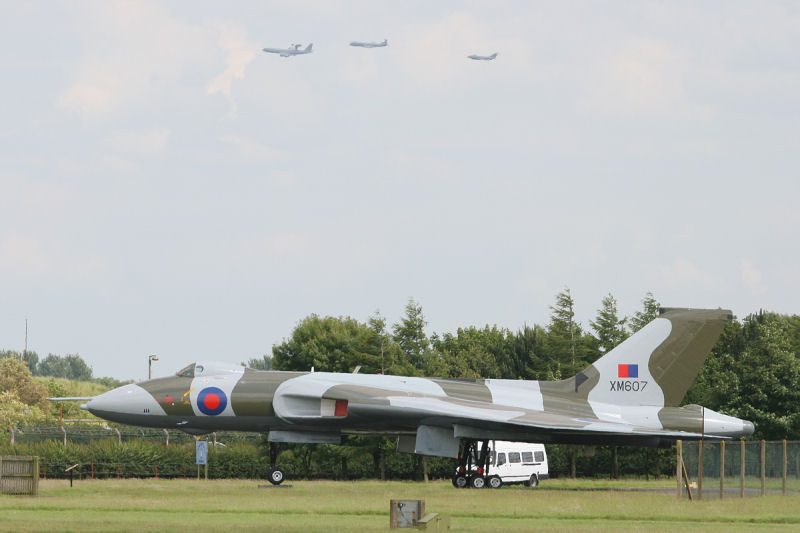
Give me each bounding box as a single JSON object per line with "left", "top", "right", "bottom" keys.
{"left": 9, "top": 425, "right": 263, "bottom": 446}
{"left": 39, "top": 461, "right": 205, "bottom": 480}
{"left": 677, "top": 440, "right": 799, "bottom": 499}
{"left": 0, "top": 455, "right": 39, "bottom": 495}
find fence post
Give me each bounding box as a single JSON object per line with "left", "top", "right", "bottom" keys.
{"left": 676, "top": 440, "right": 683, "bottom": 500}
{"left": 698, "top": 440, "right": 703, "bottom": 500}
{"left": 33, "top": 456, "right": 40, "bottom": 495}
{"left": 91, "top": 462, "right": 94, "bottom": 480}
{"left": 61, "top": 426, "right": 67, "bottom": 447}
{"left": 740, "top": 439, "right": 745, "bottom": 498}
{"left": 760, "top": 439, "right": 766, "bottom": 496}
{"left": 163, "top": 429, "right": 169, "bottom": 446}
{"left": 720, "top": 441, "right": 725, "bottom": 500}
{"left": 783, "top": 439, "right": 787, "bottom": 496}
{"left": 44, "top": 463, "right": 47, "bottom": 480}
{"left": 9, "top": 426, "right": 14, "bottom": 446}
{"left": 115, "top": 428, "right": 121, "bottom": 444}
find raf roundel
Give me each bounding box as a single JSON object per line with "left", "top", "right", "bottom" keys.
{"left": 197, "top": 387, "right": 228, "bottom": 416}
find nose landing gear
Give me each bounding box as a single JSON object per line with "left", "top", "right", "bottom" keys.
{"left": 267, "top": 441, "right": 285, "bottom": 485}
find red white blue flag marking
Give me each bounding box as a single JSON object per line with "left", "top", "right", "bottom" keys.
{"left": 617, "top": 364, "right": 638, "bottom": 378}
{"left": 197, "top": 386, "right": 227, "bottom": 415}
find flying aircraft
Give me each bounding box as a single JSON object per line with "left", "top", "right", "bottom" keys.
{"left": 468, "top": 52, "right": 498, "bottom": 61}
{"left": 51, "top": 308, "right": 754, "bottom": 487}
{"left": 262, "top": 43, "right": 313, "bottom": 57}
{"left": 350, "top": 39, "right": 388, "bottom": 48}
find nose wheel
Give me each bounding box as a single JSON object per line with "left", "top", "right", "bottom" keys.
{"left": 267, "top": 441, "right": 285, "bottom": 485}
{"left": 267, "top": 466, "right": 285, "bottom": 485}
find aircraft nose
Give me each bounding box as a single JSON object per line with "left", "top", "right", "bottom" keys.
{"left": 87, "top": 384, "right": 164, "bottom": 421}
{"left": 742, "top": 420, "right": 755, "bottom": 436}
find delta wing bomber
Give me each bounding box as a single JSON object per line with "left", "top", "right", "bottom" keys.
{"left": 53, "top": 308, "right": 754, "bottom": 486}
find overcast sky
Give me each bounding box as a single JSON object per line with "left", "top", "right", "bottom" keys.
{"left": 1, "top": 1, "right": 798, "bottom": 381}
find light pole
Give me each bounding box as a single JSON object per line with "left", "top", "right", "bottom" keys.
{"left": 148, "top": 354, "right": 159, "bottom": 379}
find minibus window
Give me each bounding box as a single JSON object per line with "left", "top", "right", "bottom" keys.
{"left": 522, "top": 451, "right": 533, "bottom": 463}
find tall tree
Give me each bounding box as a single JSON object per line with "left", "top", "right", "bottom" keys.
{"left": 433, "top": 326, "right": 506, "bottom": 379}
{"left": 629, "top": 292, "right": 660, "bottom": 333}
{"left": 546, "top": 288, "right": 595, "bottom": 376}
{"left": 511, "top": 324, "right": 550, "bottom": 380}
{"left": 368, "top": 311, "right": 390, "bottom": 374}
{"left": 590, "top": 293, "right": 629, "bottom": 355}
{"left": 549, "top": 288, "right": 576, "bottom": 364}
{"left": 392, "top": 298, "right": 432, "bottom": 372}
{"left": 273, "top": 315, "right": 381, "bottom": 373}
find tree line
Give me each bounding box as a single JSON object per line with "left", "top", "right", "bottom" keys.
{"left": 0, "top": 349, "right": 125, "bottom": 387}
{"left": 251, "top": 290, "right": 799, "bottom": 441}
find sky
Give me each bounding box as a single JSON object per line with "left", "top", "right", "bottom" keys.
{"left": 1, "top": 1, "right": 798, "bottom": 381}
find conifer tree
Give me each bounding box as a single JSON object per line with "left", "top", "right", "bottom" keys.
{"left": 629, "top": 292, "right": 660, "bottom": 333}
{"left": 590, "top": 293, "right": 629, "bottom": 354}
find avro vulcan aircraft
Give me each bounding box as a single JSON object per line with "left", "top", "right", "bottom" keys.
{"left": 350, "top": 39, "right": 388, "bottom": 48}
{"left": 52, "top": 308, "right": 754, "bottom": 487}
{"left": 262, "top": 43, "right": 313, "bottom": 57}
{"left": 468, "top": 52, "right": 498, "bottom": 61}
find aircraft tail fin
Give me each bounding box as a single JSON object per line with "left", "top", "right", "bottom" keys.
{"left": 305, "top": 43, "right": 313, "bottom": 51}
{"left": 490, "top": 53, "right": 498, "bottom": 59}
{"left": 543, "top": 308, "right": 732, "bottom": 407}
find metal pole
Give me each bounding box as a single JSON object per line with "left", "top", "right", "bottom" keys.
{"left": 698, "top": 440, "right": 703, "bottom": 500}
{"left": 783, "top": 439, "right": 787, "bottom": 496}
{"left": 720, "top": 441, "right": 725, "bottom": 500}
{"left": 148, "top": 354, "right": 158, "bottom": 379}
{"left": 740, "top": 439, "right": 745, "bottom": 498}
{"left": 760, "top": 439, "right": 766, "bottom": 496}
{"left": 676, "top": 440, "right": 683, "bottom": 500}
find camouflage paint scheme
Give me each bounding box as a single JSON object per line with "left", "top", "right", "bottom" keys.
{"left": 80, "top": 308, "right": 754, "bottom": 456}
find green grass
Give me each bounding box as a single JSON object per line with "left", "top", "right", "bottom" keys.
{"left": 2, "top": 478, "right": 799, "bottom": 532}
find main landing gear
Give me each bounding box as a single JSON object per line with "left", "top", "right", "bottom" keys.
{"left": 267, "top": 441, "right": 285, "bottom": 485}
{"left": 451, "top": 439, "right": 501, "bottom": 489}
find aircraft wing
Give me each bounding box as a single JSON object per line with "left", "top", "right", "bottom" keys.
{"left": 47, "top": 396, "right": 96, "bottom": 401}
{"left": 271, "top": 374, "right": 720, "bottom": 446}
{"left": 371, "top": 395, "right": 710, "bottom": 440}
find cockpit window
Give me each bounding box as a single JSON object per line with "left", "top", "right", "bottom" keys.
{"left": 195, "top": 365, "right": 204, "bottom": 375}
{"left": 176, "top": 363, "right": 196, "bottom": 378}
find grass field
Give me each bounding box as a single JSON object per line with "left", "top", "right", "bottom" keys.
{"left": 2, "top": 478, "right": 800, "bottom": 532}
